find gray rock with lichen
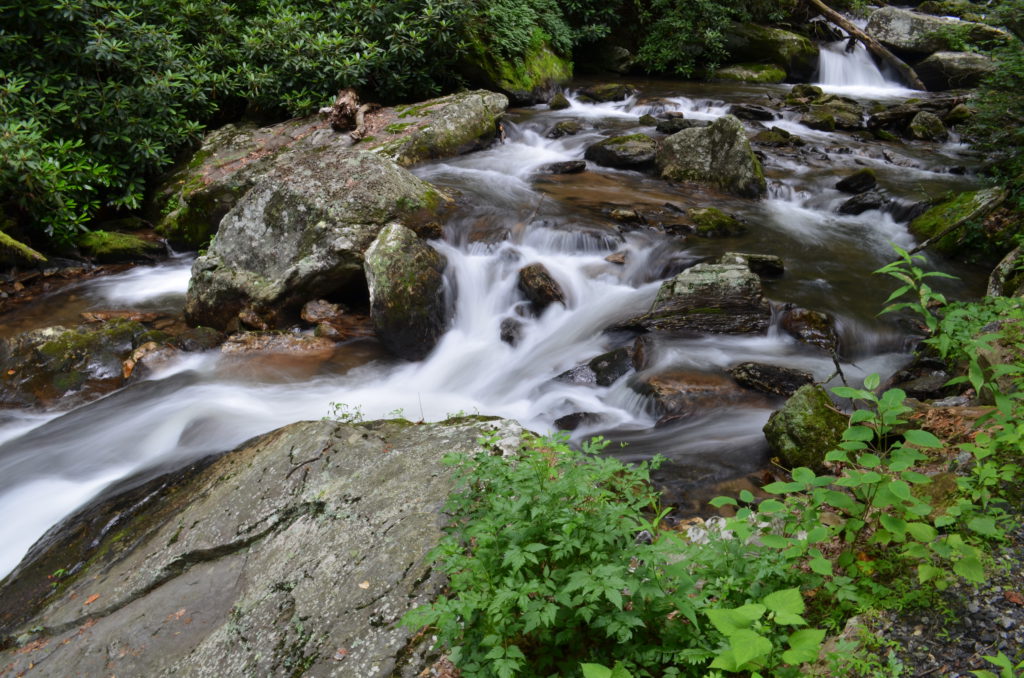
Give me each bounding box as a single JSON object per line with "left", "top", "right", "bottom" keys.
{"left": 656, "top": 115, "right": 766, "bottom": 198}
{"left": 763, "top": 384, "right": 847, "bottom": 470}
{"left": 184, "top": 151, "right": 449, "bottom": 331}
{"left": 0, "top": 417, "right": 526, "bottom": 678}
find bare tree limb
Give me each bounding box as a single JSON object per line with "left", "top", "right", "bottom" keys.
{"left": 804, "top": 0, "right": 928, "bottom": 90}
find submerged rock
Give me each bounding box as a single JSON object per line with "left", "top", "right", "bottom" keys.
{"left": 712, "top": 63, "right": 787, "bottom": 84}
{"left": 729, "top": 362, "right": 814, "bottom": 397}
{"left": 635, "top": 370, "right": 758, "bottom": 422}
{"left": 763, "top": 384, "right": 847, "bottom": 471}
{"left": 577, "top": 83, "right": 637, "bottom": 103}
{"left": 589, "top": 347, "right": 633, "bottom": 386}
{"left": 718, "top": 252, "right": 785, "bottom": 277}
{"left": 835, "top": 168, "right": 878, "bottom": 194}
{"left": 656, "top": 115, "right": 766, "bottom": 199}
{"left": 688, "top": 207, "right": 747, "bottom": 238}
{"left": 584, "top": 134, "right": 658, "bottom": 169}
{"left": 549, "top": 91, "right": 571, "bottom": 110}
{"left": 780, "top": 305, "right": 839, "bottom": 354}
{"left": 184, "top": 151, "right": 448, "bottom": 331}
{"left": 0, "top": 417, "right": 524, "bottom": 678}
{"left": 838, "top": 190, "right": 891, "bottom": 215}
{"left": 0, "top": 319, "right": 148, "bottom": 409}
{"left": 540, "top": 160, "right": 587, "bottom": 174}
{"left": 547, "top": 119, "right": 584, "bottom": 138}
{"left": 364, "top": 224, "right": 448, "bottom": 361}
{"left": 623, "top": 263, "right": 771, "bottom": 335}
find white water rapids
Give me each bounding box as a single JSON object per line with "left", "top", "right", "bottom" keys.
{"left": 0, "top": 56, "right": 985, "bottom": 579}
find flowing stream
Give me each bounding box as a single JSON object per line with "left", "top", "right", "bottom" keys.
{"left": 0, "top": 49, "right": 989, "bottom": 578}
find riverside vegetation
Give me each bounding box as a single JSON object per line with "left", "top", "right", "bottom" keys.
{"left": 401, "top": 246, "right": 1024, "bottom": 677}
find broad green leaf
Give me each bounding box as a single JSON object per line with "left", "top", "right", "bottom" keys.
{"left": 863, "top": 373, "right": 880, "bottom": 390}
{"left": 901, "top": 470, "right": 932, "bottom": 484}
{"left": 763, "top": 587, "right": 805, "bottom": 624}
{"left": 968, "top": 516, "right": 999, "bottom": 537}
{"left": 758, "top": 499, "right": 786, "bottom": 513}
{"left": 781, "top": 628, "right": 826, "bottom": 664}
{"left": 792, "top": 467, "right": 816, "bottom": 484}
{"left": 809, "top": 557, "right": 833, "bottom": 575}
{"left": 953, "top": 555, "right": 985, "bottom": 583}
{"left": 906, "top": 522, "right": 937, "bottom": 541}
{"left": 858, "top": 452, "right": 881, "bottom": 468}
{"left": 887, "top": 479, "right": 911, "bottom": 500}
{"left": 729, "top": 629, "right": 773, "bottom": 668}
{"left": 581, "top": 664, "right": 613, "bottom": 678}
{"left": 903, "top": 429, "right": 942, "bottom": 448}
{"left": 763, "top": 481, "right": 803, "bottom": 494}
{"left": 880, "top": 514, "right": 907, "bottom": 537}
{"left": 740, "top": 489, "right": 755, "bottom": 503}
{"left": 843, "top": 426, "right": 875, "bottom": 442}
{"left": 705, "top": 604, "right": 765, "bottom": 635}
{"left": 760, "top": 534, "right": 789, "bottom": 549}
{"left": 709, "top": 496, "right": 738, "bottom": 507}
{"left": 918, "top": 564, "right": 943, "bottom": 583}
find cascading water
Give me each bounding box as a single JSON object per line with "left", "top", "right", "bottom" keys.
{"left": 815, "top": 40, "right": 914, "bottom": 98}
{"left": 0, "top": 81, "right": 987, "bottom": 579}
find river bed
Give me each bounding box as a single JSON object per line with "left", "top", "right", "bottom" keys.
{"left": 0, "top": 47, "right": 991, "bottom": 579}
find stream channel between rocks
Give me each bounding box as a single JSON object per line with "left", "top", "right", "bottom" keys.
{"left": 0, "top": 46, "right": 990, "bottom": 580}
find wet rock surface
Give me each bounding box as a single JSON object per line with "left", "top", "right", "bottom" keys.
{"left": 518, "top": 263, "right": 566, "bottom": 314}
{"left": 656, "top": 115, "right": 766, "bottom": 199}
{"left": 584, "top": 134, "right": 658, "bottom": 169}
{"left": 865, "top": 6, "right": 1010, "bottom": 55}
{"left": 729, "top": 362, "right": 814, "bottom": 397}
{"left": 625, "top": 263, "right": 771, "bottom": 336}
{"left": 0, "top": 417, "right": 524, "bottom": 678}
{"left": 364, "top": 224, "right": 449, "bottom": 361}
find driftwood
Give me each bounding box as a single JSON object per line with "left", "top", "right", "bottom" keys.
{"left": 804, "top": 0, "right": 928, "bottom": 90}
{"left": 328, "top": 88, "right": 360, "bottom": 132}
{"left": 349, "top": 103, "right": 381, "bottom": 141}
{"left": 909, "top": 189, "right": 1007, "bottom": 255}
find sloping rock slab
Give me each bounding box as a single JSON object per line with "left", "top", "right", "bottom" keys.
{"left": 865, "top": 7, "right": 1010, "bottom": 55}
{"left": 369, "top": 90, "right": 508, "bottom": 167}
{"left": 0, "top": 417, "right": 524, "bottom": 678}
{"left": 915, "top": 51, "right": 996, "bottom": 90}
{"left": 184, "top": 151, "right": 449, "bottom": 331}
{"left": 622, "top": 263, "right": 771, "bottom": 335}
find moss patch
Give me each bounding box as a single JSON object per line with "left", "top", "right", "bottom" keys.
{"left": 712, "top": 63, "right": 786, "bottom": 84}
{"left": 77, "top": 230, "right": 159, "bottom": 262}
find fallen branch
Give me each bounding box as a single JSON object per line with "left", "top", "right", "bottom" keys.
{"left": 804, "top": 0, "right": 928, "bottom": 90}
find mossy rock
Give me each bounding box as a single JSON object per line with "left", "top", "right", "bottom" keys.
{"left": 712, "top": 63, "right": 787, "bottom": 84}
{"left": 908, "top": 187, "right": 1006, "bottom": 256}
{"left": 461, "top": 33, "right": 572, "bottom": 104}
{"left": 763, "top": 384, "right": 847, "bottom": 471}
{"left": 77, "top": 230, "right": 160, "bottom": 263}
{"left": 785, "top": 84, "right": 823, "bottom": 105}
{"left": 584, "top": 133, "right": 658, "bottom": 169}
{"left": 549, "top": 91, "right": 570, "bottom": 110}
{"left": 577, "top": 82, "right": 637, "bottom": 102}
{"left": 656, "top": 115, "right": 766, "bottom": 199}
{"left": 908, "top": 111, "right": 948, "bottom": 141}
{"left": 689, "top": 207, "right": 747, "bottom": 237}
{"left": 723, "top": 23, "right": 819, "bottom": 79}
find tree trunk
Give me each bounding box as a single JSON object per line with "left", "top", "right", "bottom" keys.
{"left": 804, "top": 0, "right": 928, "bottom": 90}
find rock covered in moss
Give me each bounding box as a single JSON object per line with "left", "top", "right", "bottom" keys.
{"left": 712, "top": 63, "right": 787, "bottom": 84}
{"left": 656, "top": 115, "right": 766, "bottom": 199}
{"left": 0, "top": 319, "right": 148, "bottom": 408}
{"left": 622, "top": 262, "right": 771, "bottom": 335}
{"left": 184, "top": 151, "right": 449, "bottom": 331}
{"left": 780, "top": 306, "right": 839, "bottom": 353}
{"left": 77, "top": 230, "right": 161, "bottom": 263}
{"left": 0, "top": 417, "right": 525, "bottom": 678}
{"left": 799, "top": 95, "right": 864, "bottom": 131}
{"left": 577, "top": 83, "right": 637, "bottom": 103}
{"left": 763, "top": 384, "right": 847, "bottom": 471}
{"left": 908, "top": 187, "right": 1005, "bottom": 255}
{"left": 461, "top": 39, "right": 571, "bottom": 104}
{"left": 909, "top": 111, "right": 949, "bottom": 141}
{"left": 549, "top": 91, "right": 570, "bottom": 110}
{"left": 723, "top": 23, "right": 819, "bottom": 79}
{"left": 688, "top": 207, "right": 747, "bottom": 237}
{"left": 584, "top": 133, "right": 658, "bottom": 169}
{"left": 364, "top": 224, "right": 448, "bottom": 361}
{"left": 547, "top": 119, "right": 584, "bottom": 138}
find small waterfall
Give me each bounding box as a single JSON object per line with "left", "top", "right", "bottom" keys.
{"left": 815, "top": 41, "right": 913, "bottom": 97}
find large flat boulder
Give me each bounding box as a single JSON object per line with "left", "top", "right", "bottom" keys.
{"left": 184, "top": 151, "right": 449, "bottom": 331}
{"left": 0, "top": 417, "right": 525, "bottom": 678}
{"left": 655, "top": 115, "right": 766, "bottom": 199}
{"left": 865, "top": 7, "right": 1011, "bottom": 55}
